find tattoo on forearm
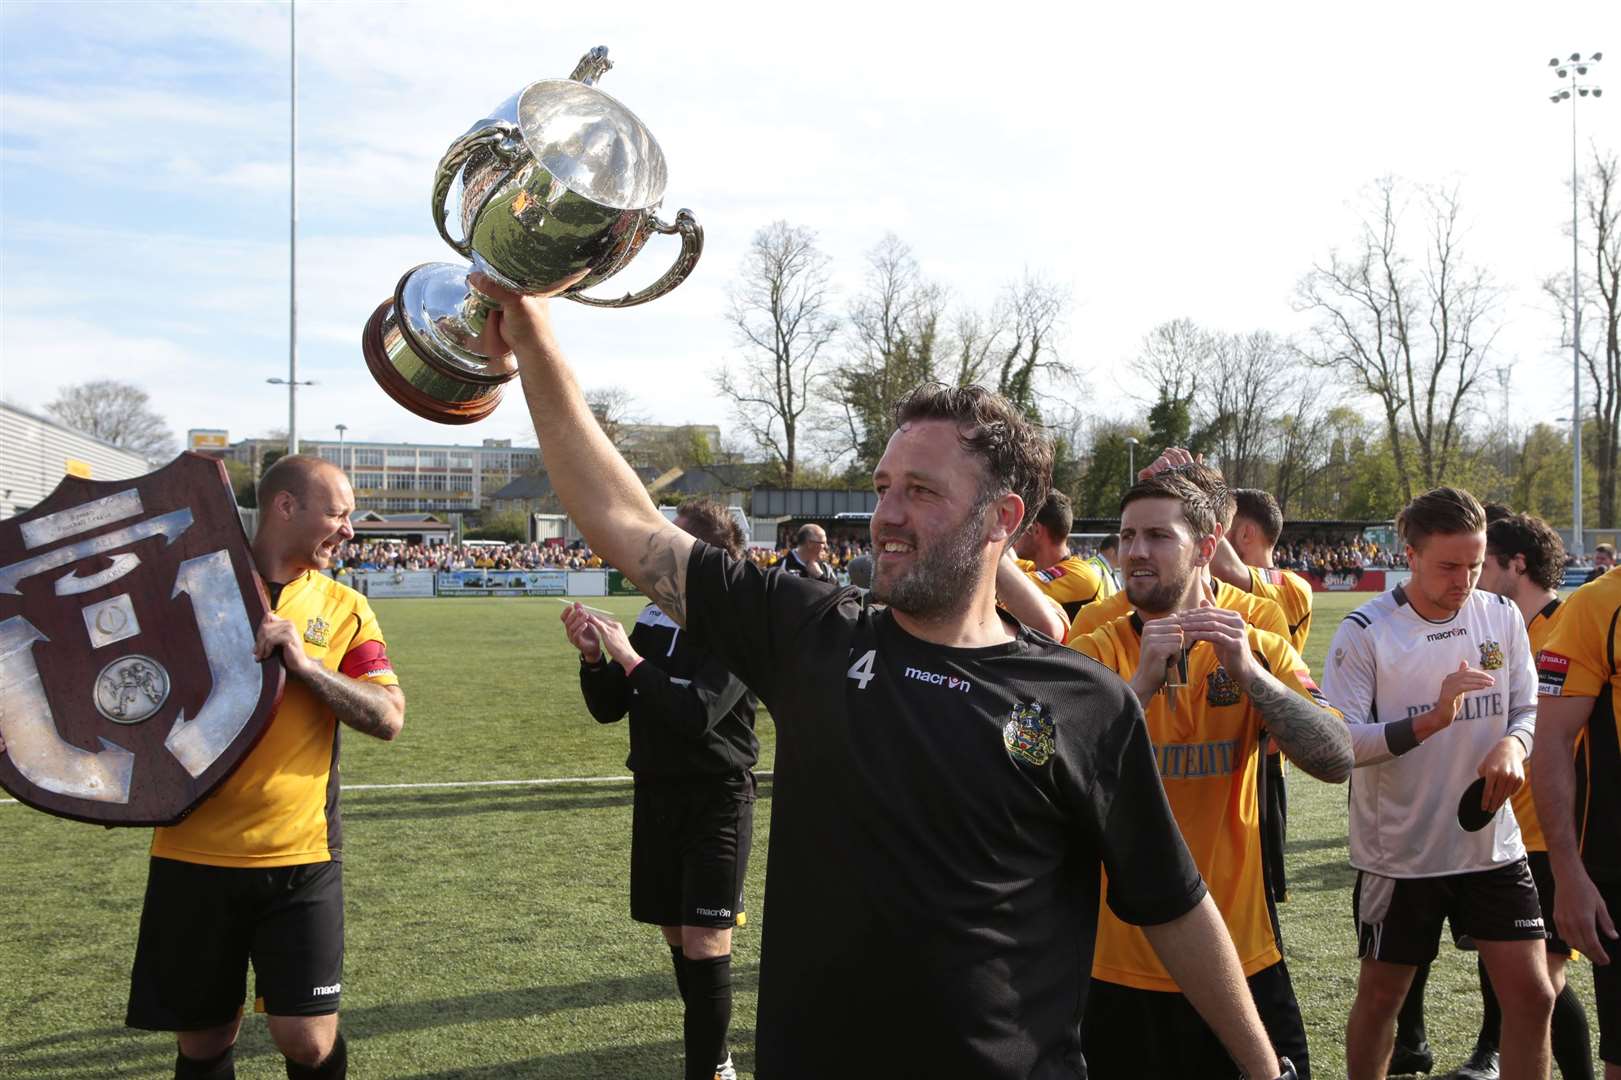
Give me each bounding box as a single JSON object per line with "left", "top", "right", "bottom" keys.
{"left": 305, "top": 666, "right": 401, "bottom": 740}
{"left": 638, "top": 531, "right": 687, "bottom": 626}
{"left": 1248, "top": 671, "right": 1354, "bottom": 782}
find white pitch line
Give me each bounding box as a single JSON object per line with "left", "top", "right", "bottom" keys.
{"left": 1, "top": 771, "right": 775, "bottom": 805}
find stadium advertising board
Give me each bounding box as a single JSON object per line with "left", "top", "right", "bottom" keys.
{"left": 437, "top": 569, "right": 570, "bottom": 596}
{"left": 607, "top": 569, "right": 642, "bottom": 597}
{"left": 354, "top": 570, "right": 437, "bottom": 598}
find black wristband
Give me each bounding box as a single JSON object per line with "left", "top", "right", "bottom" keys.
{"left": 580, "top": 655, "right": 608, "bottom": 671}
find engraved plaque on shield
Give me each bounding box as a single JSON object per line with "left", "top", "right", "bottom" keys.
{"left": 0, "top": 453, "right": 285, "bottom": 826}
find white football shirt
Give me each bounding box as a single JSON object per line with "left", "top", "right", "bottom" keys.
{"left": 1321, "top": 585, "right": 1537, "bottom": 878}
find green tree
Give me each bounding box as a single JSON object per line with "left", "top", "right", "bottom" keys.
{"left": 465, "top": 511, "right": 528, "bottom": 543}
{"left": 223, "top": 458, "right": 257, "bottom": 508}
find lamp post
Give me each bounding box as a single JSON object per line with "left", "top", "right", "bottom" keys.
{"left": 335, "top": 423, "right": 348, "bottom": 473}
{"left": 1549, "top": 50, "right": 1604, "bottom": 557}
{"left": 266, "top": 376, "right": 316, "bottom": 454}
{"left": 1125, "top": 437, "right": 1139, "bottom": 485}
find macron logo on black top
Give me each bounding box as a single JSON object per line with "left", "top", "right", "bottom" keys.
{"left": 903, "top": 667, "right": 971, "bottom": 693}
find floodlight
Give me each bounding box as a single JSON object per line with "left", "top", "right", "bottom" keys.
{"left": 1571, "top": 52, "right": 1582, "bottom": 61}
{"left": 1551, "top": 93, "right": 1563, "bottom": 102}
{"left": 1550, "top": 57, "right": 1561, "bottom": 66}
{"left": 1593, "top": 52, "right": 1603, "bottom": 61}
{"left": 1580, "top": 88, "right": 1591, "bottom": 96}
{"left": 1596, "top": 88, "right": 1605, "bottom": 98}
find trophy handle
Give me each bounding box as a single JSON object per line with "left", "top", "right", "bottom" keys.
{"left": 432, "top": 121, "right": 525, "bottom": 259}
{"left": 567, "top": 209, "right": 705, "bottom": 309}
{"left": 569, "top": 46, "right": 613, "bottom": 87}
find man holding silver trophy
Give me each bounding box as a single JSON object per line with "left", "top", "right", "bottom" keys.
{"left": 359, "top": 46, "right": 1302, "bottom": 1078}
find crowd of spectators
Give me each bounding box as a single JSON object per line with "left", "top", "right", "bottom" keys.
{"left": 332, "top": 540, "right": 605, "bottom": 574}
{"left": 334, "top": 537, "right": 875, "bottom": 578}
{"left": 1273, "top": 538, "right": 1404, "bottom": 575}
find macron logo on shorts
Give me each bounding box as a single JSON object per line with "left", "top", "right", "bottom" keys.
{"left": 312, "top": 983, "right": 341, "bottom": 996}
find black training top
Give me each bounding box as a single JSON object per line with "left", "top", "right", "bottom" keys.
{"left": 681, "top": 542, "right": 1206, "bottom": 1079}
{"left": 579, "top": 603, "right": 759, "bottom": 778}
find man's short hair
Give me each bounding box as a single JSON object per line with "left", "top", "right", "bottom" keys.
{"left": 892, "top": 383, "right": 1052, "bottom": 539}
{"left": 1119, "top": 472, "right": 1217, "bottom": 539}
{"left": 1099, "top": 533, "right": 1119, "bottom": 555}
{"left": 1397, "top": 487, "right": 1486, "bottom": 549}
{"left": 1597, "top": 543, "right": 1616, "bottom": 558}
{"left": 1483, "top": 502, "right": 1513, "bottom": 524}
{"left": 846, "top": 552, "right": 874, "bottom": 589}
{"left": 257, "top": 454, "right": 335, "bottom": 508}
{"left": 1233, "top": 489, "right": 1284, "bottom": 547}
{"left": 1486, "top": 513, "right": 1566, "bottom": 591}
{"left": 1034, "top": 490, "right": 1074, "bottom": 543}
{"left": 793, "top": 523, "right": 824, "bottom": 547}
{"left": 1168, "top": 461, "right": 1236, "bottom": 531}
{"left": 677, "top": 499, "right": 746, "bottom": 559}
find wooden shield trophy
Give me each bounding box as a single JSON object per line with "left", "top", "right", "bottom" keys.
{"left": 0, "top": 453, "right": 283, "bottom": 825}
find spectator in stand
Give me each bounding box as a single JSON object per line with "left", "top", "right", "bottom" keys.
{"left": 1586, "top": 543, "right": 1614, "bottom": 584}
{"left": 779, "top": 525, "right": 837, "bottom": 583}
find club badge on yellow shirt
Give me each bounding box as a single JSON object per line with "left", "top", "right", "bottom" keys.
{"left": 304, "top": 616, "right": 331, "bottom": 647}
{"left": 1003, "top": 701, "right": 1055, "bottom": 766}
{"left": 1206, "top": 667, "right": 1242, "bottom": 707}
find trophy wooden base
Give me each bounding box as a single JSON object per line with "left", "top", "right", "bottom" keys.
{"left": 362, "top": 296, "right": 504, "bottom": 425}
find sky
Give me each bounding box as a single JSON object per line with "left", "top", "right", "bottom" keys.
{"left": 1, "top": 1, "right": 1617, "bottom": 457}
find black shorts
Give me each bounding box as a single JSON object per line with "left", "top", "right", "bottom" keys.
{"left": 1354, "top": 858, "right": 1546, "bottom": 966}
{"left": 1081, "top": 961, "right": 1310, "bottom": 1080}
{"left": 127, "top": 857, "right": 344, "bottom": 1031}
{"left": 630, "top": 773, "right": 754, "bottom": 929}
{"left": 1588, "top": 875, "right": 1621, "bottom": 1064}
{"left": 1454, "top": 851, "right": 1572, "bottom": 956}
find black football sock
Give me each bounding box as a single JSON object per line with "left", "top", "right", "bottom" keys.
{"left": 285, "top": 1032, "right": 346, "bottom": 1080}
{"left": 1551, "top": 979, "right": 1594, "bottom": 1079}
{"left": 1395, "top": 961, "right": 1430, "bottom": 1050}
{"left": 669, "top": 944, "right": 691, "bottom": 1002}
{"left": 1476, "top": 955, "right": 1501, "bottom": 1049}
{"left": 175, "top": 1045, "right": 235, "bottom": 1080}
{"left": 682, "top": 954, "right": 733, "bottom": 1080}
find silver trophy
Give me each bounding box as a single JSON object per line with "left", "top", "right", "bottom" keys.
{"left": 363, "top": 48, "right": 703, "bottom": 423}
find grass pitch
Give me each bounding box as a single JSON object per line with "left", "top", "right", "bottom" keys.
{"left": 0, "top": 592, "right": 1600, "bottom": 1077}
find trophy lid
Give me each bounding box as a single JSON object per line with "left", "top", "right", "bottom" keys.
{"left": 517, "top": 80, "right": 667, "bottom": 211}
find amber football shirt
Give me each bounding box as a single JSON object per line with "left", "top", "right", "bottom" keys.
{"left": 1071, "top": 614, "right": 1334, "bottom": 991}
{"left": 1014, "top": 555, "right": 1105, "bottom": 621}
{"left": 1066, "top": 577, "right": 1288, "bottom": 645}
{"left": 1509, "top": 598, "right": 1565, "bottom": 852}
{"left": 1248, "top": 566, "right": 1314, "bottom": 654}
{"left": 152, "top": 571, "right": 399, "bottom": 868}
{"left": 1537, "top": 568, "right": 1621, "bottom": 879}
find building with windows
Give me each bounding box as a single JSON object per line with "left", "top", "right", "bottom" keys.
{"left": 219, "top": 436, "right": 541, "bottom": 515}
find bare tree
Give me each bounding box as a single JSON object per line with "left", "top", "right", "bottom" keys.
{"left": 1545, "top": 150, "right": 1621, "bottom": 526}
{"left": 948, "top": 308, "right": 1003, "bottom": 388}
{"left": 1297, "top": 178, "right": 1501, "bottom": 501}
{"left": 1136, "top": 318, "right": 1208, "bottom": 406}
{"left": 46, "top": 379, "right": 176, "bottom": 459}
{"left": 824, "top": 234, "right": 947, "bottom": 476}
{"left": 991, "top": 272, "right": 1072, "bottom": 418}
{"left": 714, "top": 221, "right": 838, "bottom": 487}
{"left": 1202, "top": 330, "right": 1297, "bottom": 489}
{"left": 584, "top": 385, "right": 641, "bottom": 445}
{"left": 1270, "top": 386, "right": 1336, "bottom": 516}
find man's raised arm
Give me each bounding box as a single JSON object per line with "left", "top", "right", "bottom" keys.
{"left": 475, "top": 275, "right": 695, "bottom": 624}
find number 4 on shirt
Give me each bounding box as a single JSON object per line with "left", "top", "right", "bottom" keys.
{"left": 847, "top": 648, "right": 878, "bottom": 690}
